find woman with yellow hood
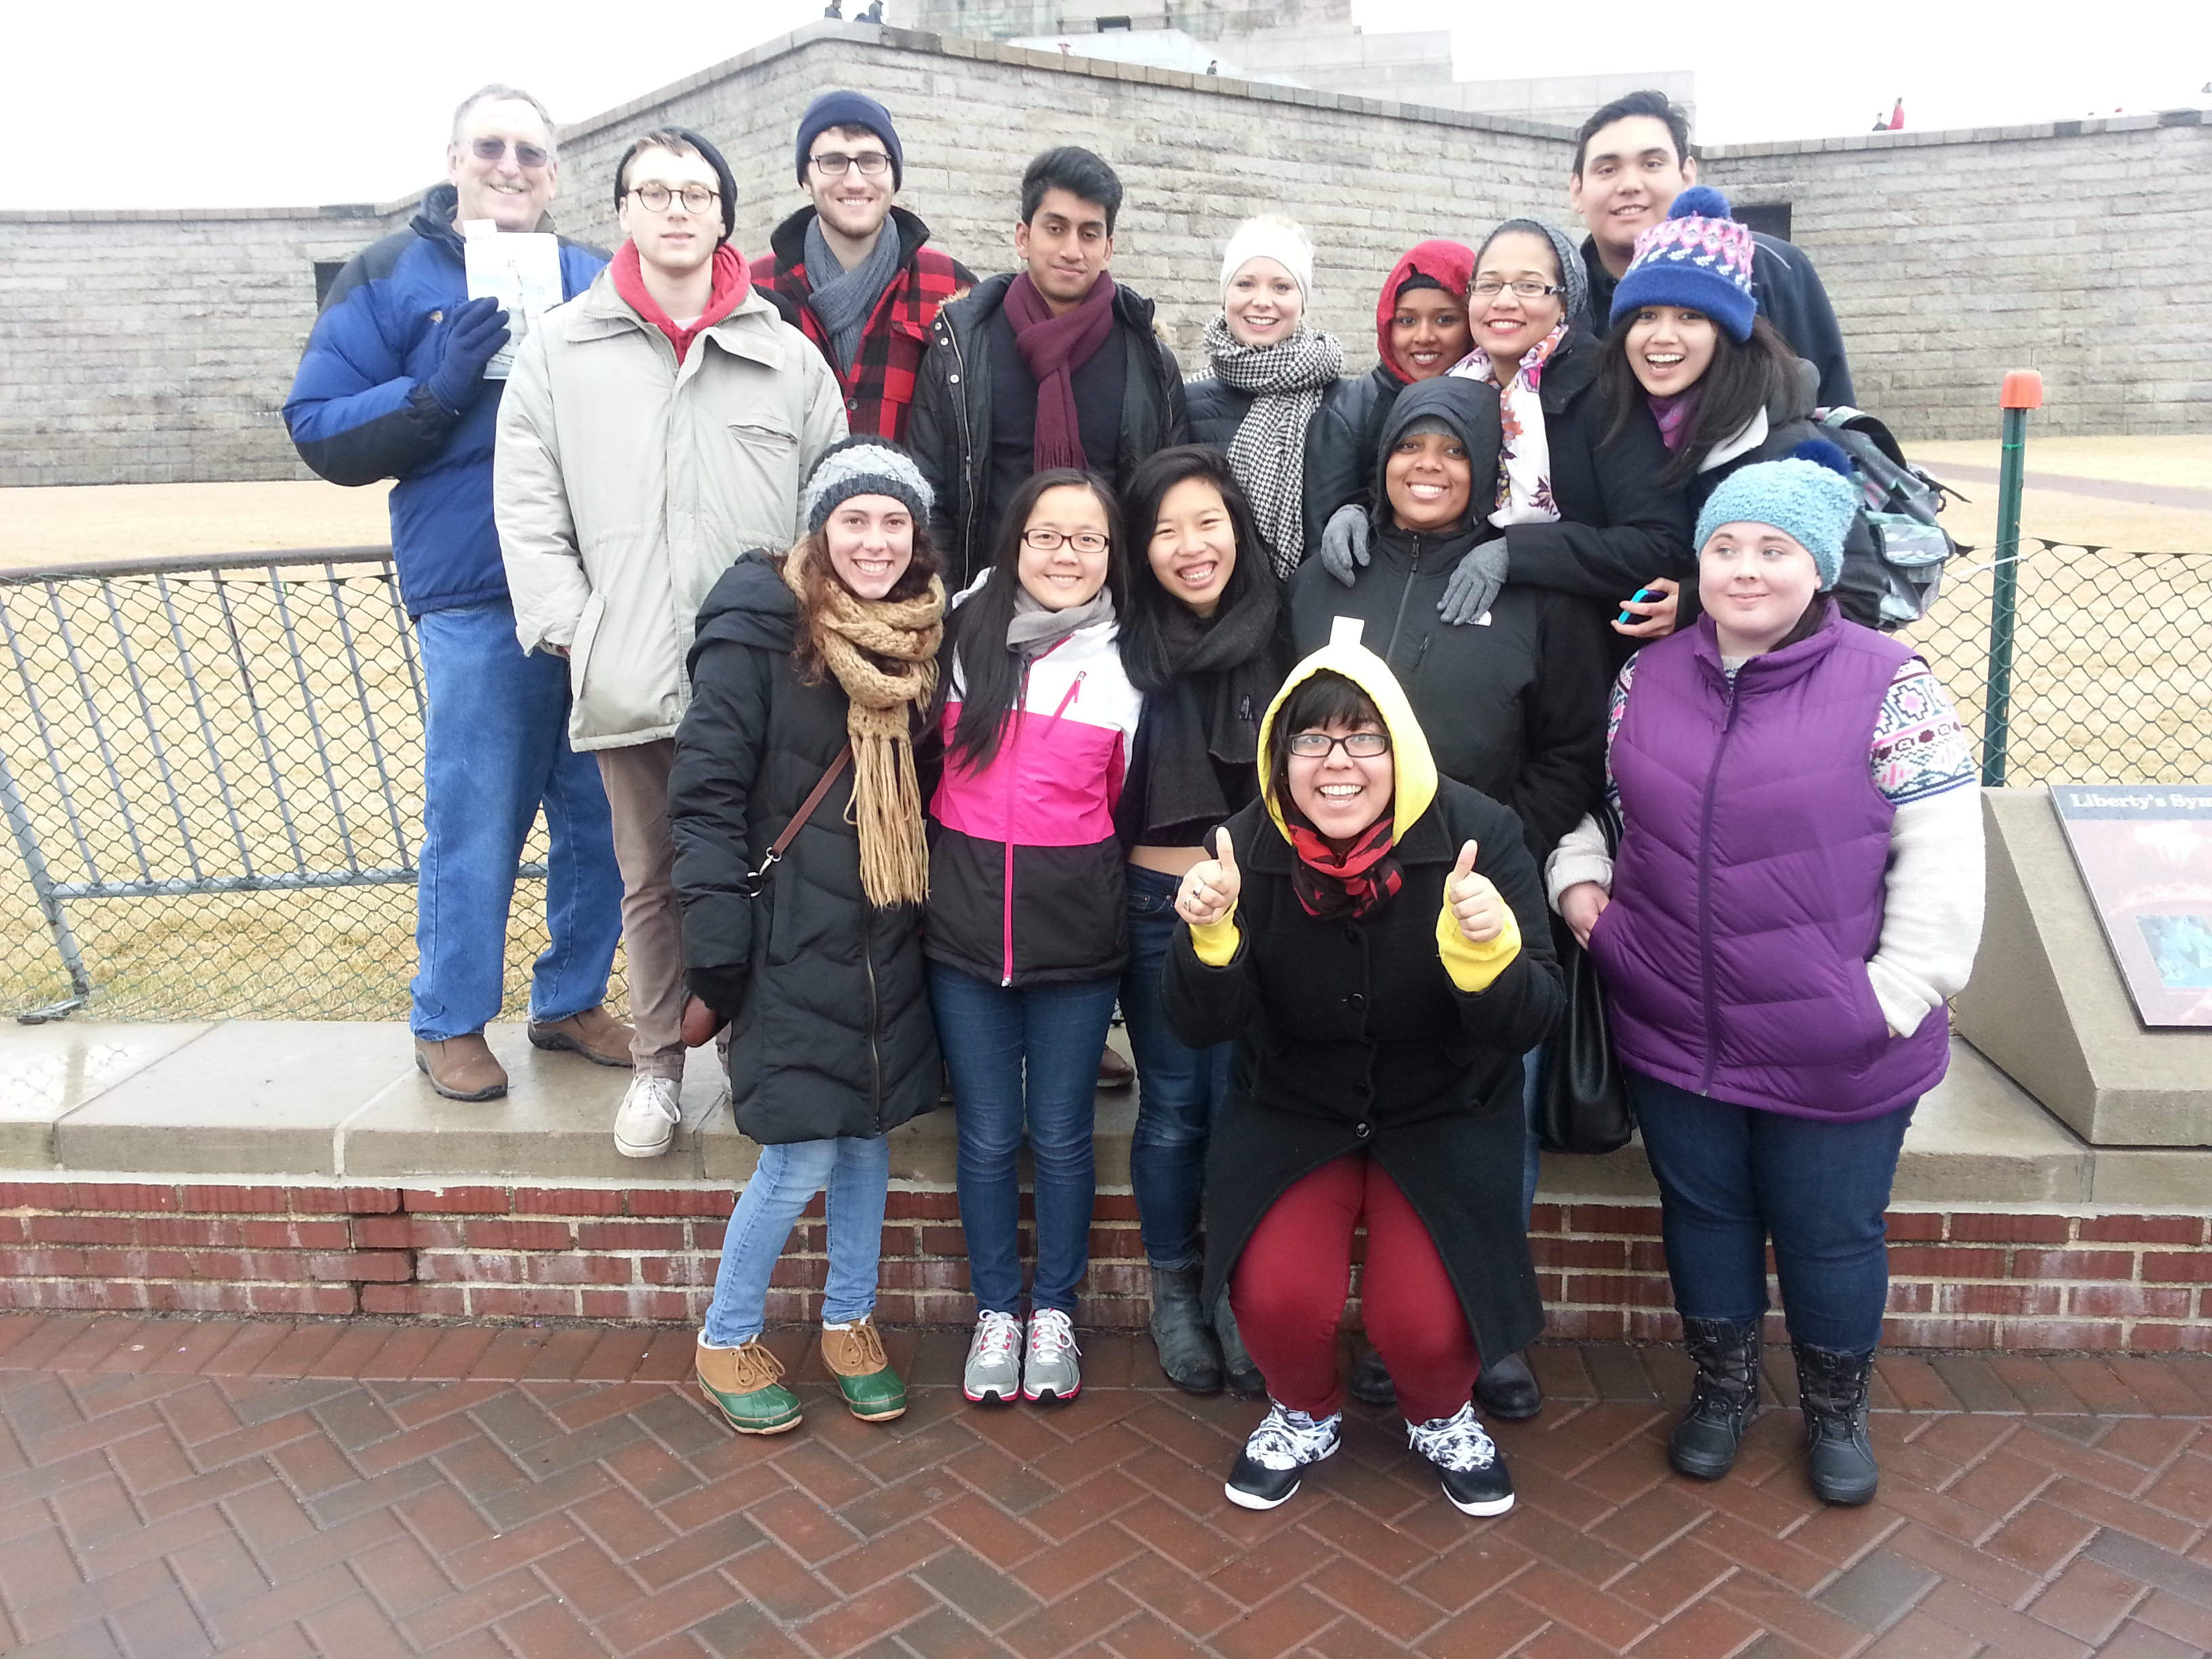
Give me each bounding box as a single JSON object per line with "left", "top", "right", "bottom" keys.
{"left": 1164, "top": 624, "right": 1562, "bottom": 1516}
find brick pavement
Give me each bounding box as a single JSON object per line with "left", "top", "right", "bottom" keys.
{"left": 0, "top": 1314, "right": 2208, "bottom": 1658}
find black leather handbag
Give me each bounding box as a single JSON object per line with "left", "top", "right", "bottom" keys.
{"left": 1535, "top": 804, "right": 1634, "bottom": 1155}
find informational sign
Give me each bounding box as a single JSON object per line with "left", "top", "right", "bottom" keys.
{"left": 461, "top": 221, "right": 562, "bottom": 380}
{"left": 2049, "top": 785, "right": 2212, "bottom": 1028}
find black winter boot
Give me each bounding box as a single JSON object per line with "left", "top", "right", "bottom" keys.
{"left": 1474, "top": 1349, "right": 1543, "bottom": 1420}
{"left": 1346, "top": 1345, "right": 1396, "bottom": 1408}
{"left": 1147, "top": 1266, "right": 1223, "bottom": 1394}
{"left": 1793, "top": 1341, "right": 1879, "bottom": 1505}
{"left": 1213, "top": 1292, "right": 1265, "bottom": 1395}
{"left": 1668, "top": 1317, "right": 1762, "bottom": 1480}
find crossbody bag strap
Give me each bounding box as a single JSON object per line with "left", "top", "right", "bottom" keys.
{"left": 741, "top": 742, "right": 853, "bottom": 895}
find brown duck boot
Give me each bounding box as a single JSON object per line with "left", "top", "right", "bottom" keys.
{"left": 414, "top": 1033, "right": 508, "bottom": 1101}
{"left": 696, "top": 1336, "right": 802, "bottom": 1435}
{"left": 528, "top": 1004, "right": 636, "bottom": 1067}
{"left": 821, "top": 1317, "right": 907, "bottom": 1422}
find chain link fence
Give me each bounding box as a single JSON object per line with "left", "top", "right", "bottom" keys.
{"left": 1, "top": 552, "right": 625, "bottom": 1022}
{"left": 3, "top": 539, "right": 2205, "bottom": 1022}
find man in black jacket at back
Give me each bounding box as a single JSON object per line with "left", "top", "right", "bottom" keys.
{"left": 907, "top": 146, "right": 1189, "bottom": 589}
{"left": 1568, "top": 89, "right": 1856, "bottom": 409}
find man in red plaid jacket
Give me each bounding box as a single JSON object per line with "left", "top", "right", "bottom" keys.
{"left": 752, "top": 91, "right": 975, "bottom": 444}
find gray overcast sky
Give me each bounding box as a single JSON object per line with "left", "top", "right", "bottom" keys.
{"left": 3, "top": 0, "right": 2206, "bottom": 211}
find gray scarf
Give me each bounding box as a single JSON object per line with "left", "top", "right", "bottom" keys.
{"left": 804, "top": 213, "right": 903, "bottom": 375}
{"left": 1006, "top": 586, "right": 1115, "bottom": 659}
{"left": 1201, "top": 316, "right": 1345, "bottom": 578}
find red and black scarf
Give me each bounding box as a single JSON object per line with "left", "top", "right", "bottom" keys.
{"left": 1285, "top": 812, "right": 1403, "bottom": 920}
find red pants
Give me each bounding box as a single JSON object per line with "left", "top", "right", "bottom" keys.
{"left": 1230, "top": 1151, "right": 1481, "bottom": 1425}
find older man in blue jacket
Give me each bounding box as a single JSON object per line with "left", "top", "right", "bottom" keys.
{"left": 285, "top": 85, "right": 627, "bottom": 1102}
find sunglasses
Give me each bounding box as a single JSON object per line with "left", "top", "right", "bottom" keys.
{"left": 468, "top": 136, "right": 551, "bottom": 169}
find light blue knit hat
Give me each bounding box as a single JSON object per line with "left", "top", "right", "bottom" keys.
{"left": 1694, "top": 448, "right": 1861, "bottom": 590}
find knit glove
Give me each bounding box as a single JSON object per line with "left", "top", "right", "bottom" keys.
{"left": 1437, "top": 537, "right": 1509, "bottom": 626}
{"left": 1315, "top": 503, "right": 1372, "bottom": 588}
{"left": 424, "top": 296, "right": 511, "bottom": 415}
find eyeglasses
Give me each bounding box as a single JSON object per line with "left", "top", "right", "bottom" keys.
{"left": 1471, "top": 279, "right": 1568, "bottom": 300}
{"left": 1287, "top": 731, "right": 1391, "bottom": 759}
{"left": 1021, "top": 529, "right": 1110, "bottom": 554}
{"left": 626, "top": 183, "right": 721, "bottom": 214}
{"left": 810, "top": 151, "right": 893, "bottom": 177}
{"left": 468, "top": 136, "right": 551, "bottom": 169}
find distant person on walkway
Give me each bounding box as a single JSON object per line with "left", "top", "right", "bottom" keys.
{"left": 1184, "top": 216, "right": 1349, "bottom": 577}
{"left": 497, "top": 126, "right": 845, "bottom": 1159}
{"left": 752, "top": 91, "right": 976, "bottom": 444}
{"left": 907, "top": 146, "right": 1190, "bottom": 590}
{"left": 1549, "top": 454, "right": 1982, "bottom": 1506}
{"left": 670, "top": 441, "right": 945, "bottom": 1437}
{"left": 1568, "top": 89, "right": 1856, "bottom": 408}
{"left": 1165, "top": 633, "right": 1561, "bottom": 1517}
{"left": 283, "top": 84, "right": 627, "bottom": 1105}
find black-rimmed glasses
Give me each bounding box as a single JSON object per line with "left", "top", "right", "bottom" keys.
{"left": 1286, "top": 731, "right": 1391, "bottom": 760}
{"left": 1020, "top": 529, "right": 1110, "bottom": 554}
{"left": 810, "top": 151, "right": 893, "bottom": 177}
{"left": 627, "top": 184, "right": 721, "bottom": 214}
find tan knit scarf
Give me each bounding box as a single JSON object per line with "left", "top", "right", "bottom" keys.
{"left": 781, "top": 546, "right": 945, "bottom": 908}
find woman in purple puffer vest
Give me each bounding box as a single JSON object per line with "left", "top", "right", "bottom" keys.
{"left": 1549, "top": 451, "right": 1983, "bottom": 1507}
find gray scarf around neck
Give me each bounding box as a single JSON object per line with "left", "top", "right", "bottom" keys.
{"left": 804, "top": 213, "right": 903, "bottom": 374}
{"left": 1006, "top": 586, "right": 1115, "bottom": 659}
{"left": 1202, "top": 316, "right": 1345, "bottom": 578}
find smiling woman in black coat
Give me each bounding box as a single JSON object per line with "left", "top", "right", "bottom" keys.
{"left": 1163, "top": 633, "right": 1561, "bottom": 1518}
{"left": 667, "top": 440, "right": 946, "bottom": 1445}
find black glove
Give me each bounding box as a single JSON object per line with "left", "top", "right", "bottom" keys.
{"left": 424, "top": 295, "right": 511, "bottom": 415}
{"left": 685, "top": 964, "right": 747, "bottom": 1023}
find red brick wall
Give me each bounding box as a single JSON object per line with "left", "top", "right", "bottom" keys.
{"left": 0, "top": 1181, "right": 2205, "bottom": 1353}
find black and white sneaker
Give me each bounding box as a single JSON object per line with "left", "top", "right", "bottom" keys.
{"left": 1225, "top": 1401, "right": 1341, "bottom": 1510}
{"left": 1408, "top": 1403, "right": 1515, "bottom": 1515}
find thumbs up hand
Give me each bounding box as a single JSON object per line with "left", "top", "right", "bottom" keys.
{"left": 1176, "top": 827, "right": 1242, "bottom": 928}
{"left": 1446, "top": 840, "right": 1505, "bottom": 945}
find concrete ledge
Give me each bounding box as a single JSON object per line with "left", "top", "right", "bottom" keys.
{"left": 1, "top": 1019, "right": 2200, "bottom": 1208}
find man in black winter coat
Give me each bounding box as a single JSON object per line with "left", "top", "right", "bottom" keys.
{"left": 1569, "top": 89, "right": 1856, "bottom": 409}
{"left": 906, "top": 146, "right": 1189, "bottom": 588}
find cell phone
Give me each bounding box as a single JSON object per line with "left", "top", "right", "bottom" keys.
{"left": 1616, "top": 586, "right": 1661, "bottom": 626}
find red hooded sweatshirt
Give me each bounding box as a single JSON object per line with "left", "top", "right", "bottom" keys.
{"left": 611, "top": 240, "right": 752, "bottom": 364}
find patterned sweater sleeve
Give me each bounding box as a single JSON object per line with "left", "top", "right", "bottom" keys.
{"left": 1868, "top": 660, "right": 1984, "bottom": 1037}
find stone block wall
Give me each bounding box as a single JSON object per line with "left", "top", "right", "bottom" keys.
{"left": 0, "top": 205, "right": 410, "bottom": 488}
{"left": 2, "top": 23, "right": 2205, "bottom": 486}
{"left": 1704, "top": 115, "right": 2212, "bottom": 440}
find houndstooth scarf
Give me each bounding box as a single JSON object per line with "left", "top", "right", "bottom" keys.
{"left": 1201, "top": 316, "right": 1345, "bottom": 577}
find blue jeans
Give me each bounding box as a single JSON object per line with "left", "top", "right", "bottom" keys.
{"left": 703, "top": 1136, "right": 892, "bottom": 1346}
{"left": 1628, "top": 1071, "right": 1916, "bottom": 1353}
{"left": 411, "top": 599, "right": 622, "bottom": 1040}
{"left": 1520, "top": 1043, "right": 1546, "bottom": 1221}
{"left": 1122, "top": 865, "right": 1233, "bottom": 1271}
{"left": 929, "top": 963, "right": 1120, "bottom": 1316}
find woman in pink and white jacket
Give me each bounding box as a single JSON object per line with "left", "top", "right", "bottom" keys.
{"left": 925, "top": 468, "right": 1144, "bottom": 1411}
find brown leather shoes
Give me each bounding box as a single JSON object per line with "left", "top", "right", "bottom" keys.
{"left": 1098, "top": 1042, "right": 1135, "bottom": 1090}
{"left": 414, "top": 1033, "right": 508, "bottom": 1101}
{"left": 528, "top": 1004, "right": 636, "bottom": 1067}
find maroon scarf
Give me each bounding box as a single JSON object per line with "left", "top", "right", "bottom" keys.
{"left": 1646, "top": 384, "right": 1703, "bottom": 453}
{"left": 1285, "top": 811, "right": 1404, "bottom": 920}
{"left": 1004, "top": 270, "right": 1118, "bottom": 472}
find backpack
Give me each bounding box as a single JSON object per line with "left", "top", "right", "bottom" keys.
{"left": 1813, "top": 407, "right": 1969, "bottom": 630}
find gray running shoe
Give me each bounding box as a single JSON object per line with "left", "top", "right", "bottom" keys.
{"left": 963, "top": 1310, "right": 1023, "bottom": 1404}
{"left": 1022, "top": 1308, "right": 1082, "bottom": 1404}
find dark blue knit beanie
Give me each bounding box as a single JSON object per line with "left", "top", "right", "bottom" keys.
{"left": 795, "top": 91, "right": 904, "bottom": 192}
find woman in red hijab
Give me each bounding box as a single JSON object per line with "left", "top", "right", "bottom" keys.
{"left": 1310, "top": 241, "right": 1477, "bottom": 581}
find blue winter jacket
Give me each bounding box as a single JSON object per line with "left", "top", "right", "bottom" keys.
{"left": 283, "top": 185, "right": 607, "bottom": 617}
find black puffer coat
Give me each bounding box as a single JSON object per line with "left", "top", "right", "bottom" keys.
{"left": 668, "top": 553, "right": 939, "bottom": 1144}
